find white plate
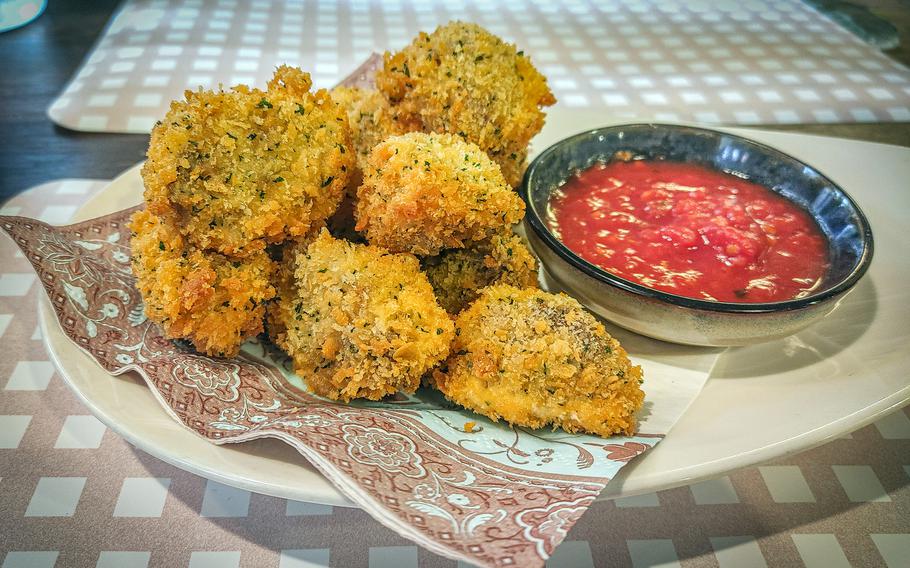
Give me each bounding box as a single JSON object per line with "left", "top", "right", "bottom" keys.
{"left": 41, "top": 111, "right": 910, "bottom": 506}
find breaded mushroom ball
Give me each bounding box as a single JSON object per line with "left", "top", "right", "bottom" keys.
{"left": 355, "top": 132, "right": 525, "bottom": 256}
{"left": 268, "top": 230, "right": 453, "bottom": 402}
{"left": 262, "top": 224, "right": 326, "bottom": 344}
{"left": 129, "top": 209, "right": 276, "bottom": 357}
{"left": 376, "top": 21, "right": 555, "bottom": 187}
{"left": 326, "top": 87, "right": 418, "bottom": 239}
{"left": 142, "top": 66, "right": 353, "bottom": 256}
{"left": 434, "top": 285, "right": 644, "bottom": 437}
{"left": 329, "top": 86, "right": 419, "bottom": 174}
{"left": 423, "top": 232, "right": 538, "bottom": 314}
{"left": 497, "top": 148, "right": 529, "bottom": 193}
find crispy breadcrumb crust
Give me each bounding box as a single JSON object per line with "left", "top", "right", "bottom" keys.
{"left": 326, "top": 87, "right": 418, "bottom": 239}
{"left": 497, "top": 148, "right": 528, "bottom": 191}
{"left": 263, "top": 225, "right": 325, "bottom": 344}
{"left": 434, "top": 285, "right": 644, "bottom": 437}
{"left": 376, "top": 21, "right": 555, "bottom": 187}
{"left": 142, "top": 66, "right": 353, "bottom": 256}
{"left": 355, "top": 132, "right": 525, "bottom": 256}
{"left": 129, "top": 209, "right": 276, "bottom": 357}
{"left": 423, "top": 232, "right": 538, "bottom": 314}
{"left": 268, "top": 230, "right": 453, "bottom": 401}
{"left": 329, "top": 86, "right": 419, "bottom": 173}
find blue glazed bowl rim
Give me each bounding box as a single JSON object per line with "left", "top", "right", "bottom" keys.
{"left": 520, "top": 123, "right": 875, "bottom": 314}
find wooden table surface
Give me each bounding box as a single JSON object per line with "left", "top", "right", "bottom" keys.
{"left": 0, "top": 0, "right": 908, "bottom": 202}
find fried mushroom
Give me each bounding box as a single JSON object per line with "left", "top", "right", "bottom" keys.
{"left": 329, "top": 86, "right": 420, "bottom": 173}
{"left": 355, "top": 132, "right": 525, "bottom": 256}
{"left": 326, "top": 87, "right": 419, "bottom": 239}
{"left": 129, "top": 209, "right": 276, "bottom": 357}
{"left": 423, "top": 232, "right": 538, "bottom": 314}
{"left": 142, "top": 66, "right": 353, "bottom": 256}
{"left": 268, "top": 230, "right": 453, "bottom": 401}
{"left": 376, "top": 21, "right": 555, "bottom": 187}
{"left": 434, "top": 285, "right": 645, "bottom": 437}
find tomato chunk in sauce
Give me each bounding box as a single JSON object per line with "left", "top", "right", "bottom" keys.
{"left": 546, "top": 160, "right": 830, "bottom": 303}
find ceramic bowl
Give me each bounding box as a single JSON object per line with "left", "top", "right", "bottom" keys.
{"left": 520, "top": 123, "right": 874, "bottom": 346}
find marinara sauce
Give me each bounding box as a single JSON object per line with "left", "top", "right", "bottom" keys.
{"left": 547, "top": 160, "right": 830, "bottom": 303}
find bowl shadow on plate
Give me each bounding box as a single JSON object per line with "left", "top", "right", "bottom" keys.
{"left": 712, "top": 275, "right": 878, "bottom": 379}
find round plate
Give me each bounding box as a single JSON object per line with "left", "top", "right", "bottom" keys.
{"left": 42, "top": 112, "right": 910, "bottom": 505}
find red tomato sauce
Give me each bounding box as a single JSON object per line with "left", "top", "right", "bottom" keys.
{"left": 547, "top": 160, "right": 830, "bottom": 303}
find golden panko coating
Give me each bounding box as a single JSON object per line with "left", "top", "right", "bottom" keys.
{"left": 434, "top": 285, "right": 644, "bottom": 437}
{"left": 329, "top": 86, "right": 419, "bottom": 173}
{"left": 326, "top": 87, "right": 418, "bottom": 239}
{"left": 355, "top": 132, "right": 525, "bottom": 256}
{"left": 263, "top": 225, "right": 326, "bottom": 344}
{"left": 498, "top": 148, "right": 529, "bottom": 190}
{"left": 142, "top": 66, "right": 353, "bottom": 256}
{"left": 129, "top": 209, "right": 276, "bottom": 357}
{"left": 268, "top": 230, "right": 453, "bottom": 402}
{"left": 376, "top": 21, "right": 555, "bottom": 187}
{"left": 423, "top": 232, "right": 538, "bottom": 314}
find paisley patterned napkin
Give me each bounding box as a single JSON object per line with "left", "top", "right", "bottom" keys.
{"left": 0, "top": 199, "right": 722, "bottom": 567}
{"left": 0, "top": 57, "right": 717, "bottom": 567}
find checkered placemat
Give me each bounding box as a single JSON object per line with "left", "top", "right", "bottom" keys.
{"left": 47, "top": 0, "right": 910, "bottom": 134}
{"left": 1, "top": 180, "right": 908, "bottom": 567}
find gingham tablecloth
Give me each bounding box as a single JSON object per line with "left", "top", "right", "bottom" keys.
{"left": 0, "top": 180, "right": 908, "bottom": 567}
{"left": 47, "top": 0, "right": 910, "bottom": 134}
